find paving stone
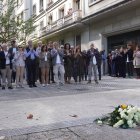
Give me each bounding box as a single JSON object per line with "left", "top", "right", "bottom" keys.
{"left": 27, "top": 129, "right": 81, "bottom": 140}
{"left": 69, "top": 123, "right": 140, "bottom": 140}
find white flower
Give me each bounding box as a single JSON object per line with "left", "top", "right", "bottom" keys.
{"left": 132, "top": 123, "right": 137, "bottom": 128}
{"left": 113, "top": 120, "right": 124, "bottom": 128}
{"left": 134, "top": 115, "right": 139, "bottom": 123}
{"left": 97, "top": 120, "right": 103, "bottom": 125}
{"left": 118, "top": 108, "right": 123, "bottom": 112}
{"left": 127, "top": 114, "right": 133, "bottom": 121}
{"left": 120, "top": 113, "right": 128, "bottom": 120}
{"left": 127, "top": 120, "right": 133, "bottom": 128}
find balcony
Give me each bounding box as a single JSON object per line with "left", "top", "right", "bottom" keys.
{"left": 40, "top": 27, "right": 46, "bottom": 36}
{"left": 51, "top": 21, "right": 57, "bottom": 30}
{"left": 57, "top": 18, "right": 64, "bottom": 27}
{"left": 46, "top": 25, "right": 51, "bottom": 32}
{"left": 64, "top": 15, "right": 73, "bottom": 25}
{"left": 73, "top": 10, "right": 82, "bottom": 21}
{"left": 39, "top": 10, "right": 82, "bottom": 35}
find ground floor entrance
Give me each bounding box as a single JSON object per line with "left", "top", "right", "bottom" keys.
{"left": 107, "top": 29, "right": 140, "bottom": 51}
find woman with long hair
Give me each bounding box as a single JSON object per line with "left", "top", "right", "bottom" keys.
{"left": 39, "top": 45, "right": 51, "bottom": 87}
{"left": 133, "top": 45, "right": 140, "bottom": 79}
{"left": 63, "top": 43, "right": 73, "bottom": 84}
{"left": 73, "top": 46, "right": 84, "bottom": 83}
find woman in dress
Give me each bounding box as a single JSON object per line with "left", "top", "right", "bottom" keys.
{"left": 64, "top": 43, "right": 73, "bottom": 84}
{"left": 73, "top": 46, "right": 84, "bottom": 83}
{"left": 14, "top": 45, "right": 26, "bottom": 88}
{"left": 39, "top": 45, "right": 51, "bottom": 87}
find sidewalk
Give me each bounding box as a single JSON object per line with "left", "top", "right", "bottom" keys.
{"left": 0, "top": 77, "right": 140, "bottom": 139}
{"left": 2, "top": 122, "right": 140, "bottom": 140}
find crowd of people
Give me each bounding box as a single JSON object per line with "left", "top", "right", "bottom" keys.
{"left": 0, "top": 39, "right": 140, "bottom": 90}
{"left": 0, "top": 40, "right": 106, "bottom": 90}
{"left": 107, "top": 43, "right": 140, "bottom": 79}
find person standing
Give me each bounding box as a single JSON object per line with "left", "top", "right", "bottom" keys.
{"left": 14, "top": 45, "right": 26, "bottom": 88}
{"left": 118, "top": 48, "right": 126, "bottom": 78}
{"left": 39, "top": 45, "right": 51, "bottom": 87}
{"left": 36, "top": 41, "right": 42, "bottom": 83}
{"left": 9, "top": 40, "right": 18, "bottom": 83}
{"left": 51, "top": 42, "right": 65, "bottom": 86}
{"left": 25, "top": 40, "right": 38, "bottom": 88}
{"left": 73, "top": 47, "right": 84, "bottom": 83}
{"left": 125, "top": 43, "right": 134, "bottom": 77}
{"left": 87, "top": 44, "right": 98, "bottom": 84}
{"left": 107, "top": 51, "right": 112, "bottom": 76}
{"left": 133, "top": 45, "right": 140, "bottom": 79}
{"left": 48, "top": 41, "right": 55, "bottom": 84}
{"left": 96, "top": 49, "right": 102, "bottom": 80}
{"left": 64, "top": 43, "right": 73, "bottom": 84}
{"left": 0, "top": 44, "right": 13, "bottom": 89}
{"left": 101, "top": 50, "right": 106, "bottom": 75}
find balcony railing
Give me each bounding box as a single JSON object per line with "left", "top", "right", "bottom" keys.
{"left": 51, "top": 21, "right": 57, "bottom": 30}
{"left": 73, "top": 10, "right": 82, "bottom": 21}
{"left": 40, "top": 27, "right": 46, "bottom": 36}
{"left": 64, "top": 15, "right": 73, "bottom": 25}
{"left": 37, "top": 10, "right": 82, "bottom": 37}
{"left": 46, "top": 25, "right": 51, "bottom": 32}
{"left": 57, "top": 18, "right": 64, "bottom": 27}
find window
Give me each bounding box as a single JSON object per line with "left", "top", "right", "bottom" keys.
{"left": 48, "top": 14, "right": 52, "bottom": 24}
{"left": 74, "top": 0, "right": 80, "bottom": 11}
{"left": 40, "top": 0, "right": 44, "bottom": 11}
{"left": 59, "top": 8, "right": 64, "bottom": 18}
{"left": 40, "top": 21, "right": 44, "bottom": 30}
{"left": 33, "top": 4, "right": 36, "bottom": 15}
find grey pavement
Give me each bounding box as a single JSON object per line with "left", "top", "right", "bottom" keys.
{"left": 0, "top": 76, "right": 140, "bottom": 139}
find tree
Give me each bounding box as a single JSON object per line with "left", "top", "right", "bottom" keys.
{"left": 19, "top": 17, "right": 38, "bottom": 45}
{"left": 0, "top": 0, "right": 18, "bottom": 43}
{"left": 0, "top": 0, "right": 37, "bottom": 44}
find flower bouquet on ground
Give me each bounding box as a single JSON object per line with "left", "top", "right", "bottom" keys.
{"left": 95, "top": 104, "right": 140, "bottom": 129}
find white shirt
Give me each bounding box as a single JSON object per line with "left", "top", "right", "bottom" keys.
{"left": 14, "top": 51, "right": 25, "bottom": 66}
{"left": 4, "top": 51, "right": 10, "bottom": 65}
{"left": 56, "top": 53, "right": 61, "bottom": 64}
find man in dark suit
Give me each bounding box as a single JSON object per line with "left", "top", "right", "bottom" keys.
{"left": 8, "top": 40, "right": 18, "bottom": 83}
{"left": 25, "top": 40, "right": 38, "bottom": 88}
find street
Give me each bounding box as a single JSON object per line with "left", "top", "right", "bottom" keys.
{"left": 0, "top": 76, "right": 140, "bottom": 139}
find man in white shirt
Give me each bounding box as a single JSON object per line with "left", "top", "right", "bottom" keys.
{"left": 51, "top": 42, "right": 65, "bottom": 86}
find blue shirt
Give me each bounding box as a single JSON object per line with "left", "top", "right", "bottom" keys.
{"left": 25, "top": 50, "right": 38, "bottom": 60}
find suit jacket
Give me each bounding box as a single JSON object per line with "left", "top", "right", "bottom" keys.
{"left": 51, "top": 48, "right": 64, "bottom": 65}
{"left": 0, "top": 51, "right": 12, "bottom": 69}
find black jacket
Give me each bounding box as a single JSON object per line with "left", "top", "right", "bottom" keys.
{"left": 125, "top": 49, "right": 133, "bottom": 62}
{"left": 0, "top": 51, "right": 12, "bottom": 69}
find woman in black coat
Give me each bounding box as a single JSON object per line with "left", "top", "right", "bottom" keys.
{"left": 63, "top": 43, "right": 73, "bottom": 84}
{"left": 73, "top": 47, "right": 84, "bottom": 83}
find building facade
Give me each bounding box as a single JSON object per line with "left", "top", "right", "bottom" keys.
{"left": 13, "top": 0, "right": 140, "bottom": 51}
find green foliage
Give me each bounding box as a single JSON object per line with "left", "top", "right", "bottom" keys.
{"left": 0, "top": 0, "right": 18, "bottom": 43}
{"left": 19, "top": 17, "right": 38, "bottom": 45}
{"left": 0, "top": 0, "right": 37, "bottom": 44}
